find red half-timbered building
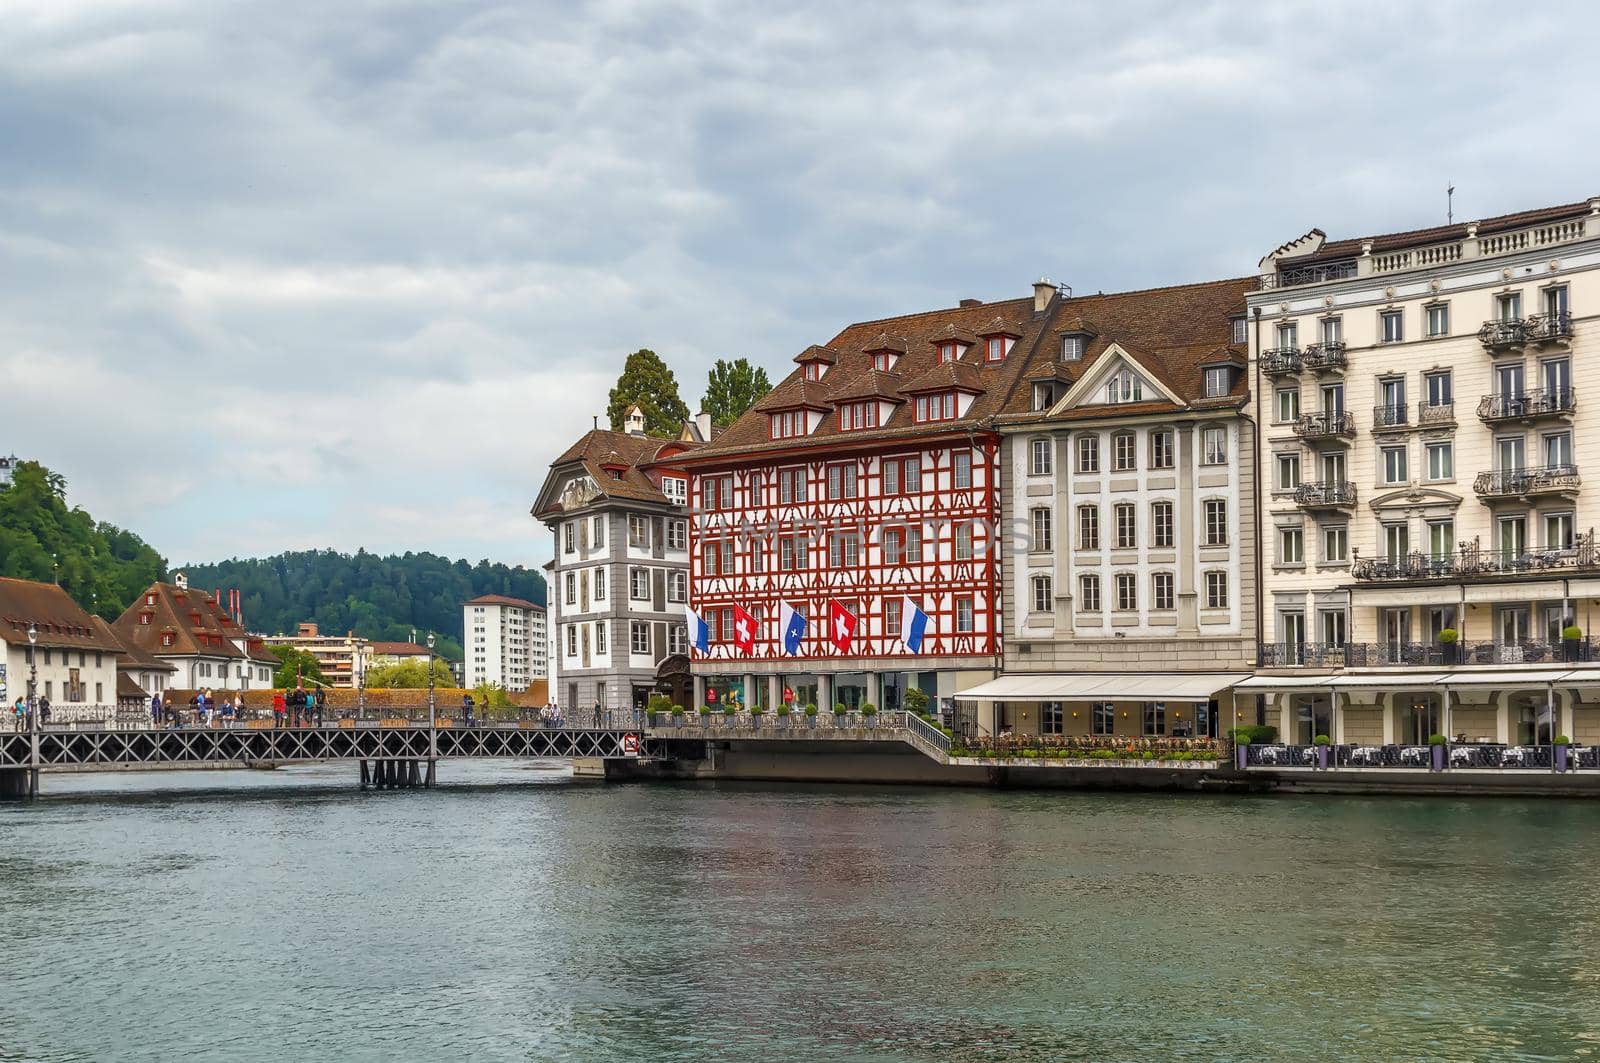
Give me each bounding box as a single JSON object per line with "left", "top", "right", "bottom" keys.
{"left": 679, "top": 282, "right": 1059, "bottom": 715}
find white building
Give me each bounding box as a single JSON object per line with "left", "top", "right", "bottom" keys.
{"left": 110, "top": 572, "right": 277, "bottom": 692}
{"left": 0, "top": 576, "right": 123, "bottom": 724}
{"left": 463, "top": 594, "right": 546, "bottom": 693}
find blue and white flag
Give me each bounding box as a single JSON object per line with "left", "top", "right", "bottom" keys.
{"left": 683, "top": 603, "right": 709, "bottom": 654}
{"left": 900, "top": 595, "right": 929, "bottom": 653}
{"left": 779, "top": 600, "right": 807, "bottom": 655}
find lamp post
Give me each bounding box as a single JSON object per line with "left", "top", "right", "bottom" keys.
{"left": 27, "top": 623, "right": 38, "bottom": 799}
{"left": 426, "top": 632, "right": 437, "bottom": 786}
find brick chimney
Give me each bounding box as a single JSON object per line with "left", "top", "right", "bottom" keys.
{"left": 1033, "top": 277, "right": 1056, "bottom": 313}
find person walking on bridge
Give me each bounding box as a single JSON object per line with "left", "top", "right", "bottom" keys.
{"left": 272, "top": 690, "right": 286, "bottom": 728}
{"left": 12, "top": 697, "right": 23, "bottom": 733}
{"left": 150, "top": 693, "right": 162, "bottom": 728}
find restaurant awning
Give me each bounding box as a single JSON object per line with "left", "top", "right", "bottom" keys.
{"left": 1436, "top": 669, "right": 1571, "bottom": 687}
{"left": 1232, "top": 675, "right": 1337, "bottom": 690}
{"left": 1329, "top": 672, "right": 1451, "bottom": 688}
{"left": 954, "top": 672, "right": 1249, "bottom": 703}
{"left": 1463, "top": 580, "right": 1565, "bottom": 604}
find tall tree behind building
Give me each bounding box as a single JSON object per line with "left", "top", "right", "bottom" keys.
{"left": 0, "top": 461, "right": 167, "bottom": 618}
{"left": 606, "top": 348, "right": 691, "bottom": 436}
{"left": 702, "top": 358, "right": 773, "bottom": 427}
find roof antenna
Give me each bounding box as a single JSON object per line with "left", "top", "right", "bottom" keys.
{"left": 1447, "top": 181, "right": 1455, "bottom": 225}
{"left": 592, "top": 414, "right": 598, "bottom": 429}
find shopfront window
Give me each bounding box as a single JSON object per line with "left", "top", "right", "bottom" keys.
{"left": 1142, "top": 702, "right": 1166, "bottom": 736}
{"left": 1091, "top": 701, "right": 1115, "bottom": 736}
{"left": 1042, "top": 701, "right": 1064, "bottom": 735}
{"left": 1294, "top": 694, "right": 1332, "bottom": 744}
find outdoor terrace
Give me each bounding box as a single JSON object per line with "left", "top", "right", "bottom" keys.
{"left": 1351, "top": 533, "right": 1597, "bottom": 582}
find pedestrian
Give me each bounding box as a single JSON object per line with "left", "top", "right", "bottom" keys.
{"left": 151, "top": 693, "right": 162, "bottom": 728}
{"left": 272, "top": 689, "right": 286, "bottom": 728}
{"left": 314, "top": 687, "right": 326, "bottom": 726}
{"left": 462, "top": 693, "right": 475, "bottom": 728}
{"left": 38, "top": 694, "right": 50, "bottom": 727}
{"left": 12, "top": 697, "right": 23, "bottom": 733}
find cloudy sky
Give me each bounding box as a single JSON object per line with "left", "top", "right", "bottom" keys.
{"left": 2, "top": 0, "right": 1594, "bottom": 570}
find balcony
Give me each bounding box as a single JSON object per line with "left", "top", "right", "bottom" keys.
{"left": 1477, "top": 313, "right": 1573, "bottom": 354}
{"left": 1258, "top": 638, "right": 1599, "bottom": 669}
{"left": 1293, "top": 411, "right": 1355, "bottom": 442}
{"left": 1417, "top": 400, "right": 1455, "bottom": 427}
{"left": 1293, "top": 480, "right": 1356, "bottom": 509}
{"left": 1473, "top": 464, "right": 1580, "bottom": 501}
{"left": 1301, "top": 342, "right": 1347, "bottom": 372}
{"left": 1372, "top": 403, "right": 1409, "bottom": 431}
{"left": 1476, "top": 387, "right": 1577, "bottom": 424}
{"left": 1352, "top": 534, "right": 1596, "bottom": 582}
{"left": 1260, "top": 347, "right": 1302, "bottom": 376}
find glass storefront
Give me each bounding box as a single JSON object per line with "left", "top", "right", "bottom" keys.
{"left": 1294, "top": 694, "right": 1332, "bottom": 744}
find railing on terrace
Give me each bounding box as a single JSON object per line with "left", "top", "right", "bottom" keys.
{"left": 1242, "top": 742, "right": 1568, "bottom": 770}
{"left": 1258, "top": 638, "right": 1600, "bottom": 668}
{"left": 1478, "top": 312, "right": 1574, "bottom": 351}
{"left": 1293, "top": 480, "right": 1356, "bottom": 508}
{"left": 954, "top": 735, "right": 1224, "bottom": 760}
{"left": 1260, "top": 348, "right": 1302, "bottom": 375}
{"left": 1418, "top": 401, "right": 1454, "bottom": 426}
{"left": 1372, "top": 403, "right": 1409, "bottom": 429}
{"left": 1352, "top": 533, "right": 1597, "bottom": 581}
{"left": 1260, "top": 261, "right": 1359, "bottom": 290}
{"left": 1293, "top": 411, "right": 1356, "bottom": 440}
{"left": 1301, "top": 342, "right": 1347, "bottom": 370}
{"left": 1473, "top": 464, "right": 1580, "bottom": 499}
{"left": 1477, "top": 387, "right": 1577, "bottom": 422}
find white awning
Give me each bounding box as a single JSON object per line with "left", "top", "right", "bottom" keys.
{"left": 1233, "top": 675, "right": 1336, "bottom": 690}
{"left": 1351, "top": 586, "right": 1462, "bottom": 607}
{"left": 1329, "top": 672, "right": 1451, "bottom": 688}
{"left": 1567, "top": 578, "right": 1600, "bottom": 598}
{"left": 1463, "top": 580, "right": 1565, "bottom": 604}
{"left": 953, "top": 672, "right": 1248, "bottom": 703}
{"left": 1437, "top": 669, "right": 1571, "bottom": 687}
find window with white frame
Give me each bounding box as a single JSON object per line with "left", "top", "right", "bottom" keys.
{"left": 628, "top": 514, "right": 650, "bottom": 548}
{"left": 1149, "top": 429, "right": 1174, "bottom": 469}
{"left": 1324, "top": 524, "right": 1348, "bottom": 563}
{"left": 954, "top": 451, "right": 973, "bottom": 490}
{"left": 1277, "top": 453, "right": 1301, "bottom": 491}
{"left": 1276, "top": 387, "right": 1300, "bottom": 423}
{"left": 629, "top": 567, "right": 650, "bottom": 600}
{"left": 594, "top": 622, "right": 607, "bottom": 655}
{"left": 1115, "top": 503, "right": 1136, "bottom": 549}
{"left": 563, "top": 523, "right": 576, "bottom": 553}
{"left": 594, "top": 569, "right": 607, "bottom": 601}
{"left": 1321, "top": 316, "right": 1343, "bottom": 345}
{"left": 566, "top": 626, "right": 577, "bottom": 656}
{"left": 1030, "top": 439, "right": 1052, "bottom": 476}
{"left": 1114, "top": 573, "right": 1136, "bottom": 611}
{"left": 779, "top": 467, "right": 807, "bottom": 504}
{"left": 1380, "top": 309, "right": 1404, "bottom": 343}
{"left": 837, "top": 401, "right": 878, "bottom": 431}
{"left": 668, "top": 625, "right": 687, "bottom": 655}
{"left": 1231, "top": 318, "right": 1248, "bottom": 345}
{"left": 1279, "top": 527, "right": 1304, "bottom": 565}
{"left": 667, "top": 571, "right": 686, "bottom": 602}
{"left": 1546, "top": 511, "right": 1575, "bottom": 549}
{"left": 914, "top": 392, "right": 958, "bottom": 423}
{"left": 1152, "top": 501, "right": 1174, "bottom": 548}
{"left": 1426, "top": 303, "right": 1449, "bottom": 338}
{"left": 592, "top": 515, "right": 606, "bottom": 547}
{"left": 1203, "top": 366, "right": 1232, "bottom": 397}
{"left": 1107, "top": 369, "right": 1143, "bottom": 404}
{"left": 1152, "top": 572, "right": 1175, "bottom": 611}
{"left": 1031, "top": 507, "right": 1053, "bottom": 551}
{"left": 1031, "top": 575, "right": 1053, "bottom": 614}
{"left": 955, "top": 523, "right": 974, "bottom": 561}
{"left": 631, "top": 622, "right": 650, "bottom": 655}
{"left": 1497, "top": 292, "right": 1523, "bottom": 321}
{"left": 1080, "top": 574, "right": 1101, "bottom": 612}
{"left": 1204, "top": 500, "right": 1228, "bottom": 546}
{"left": 1382, "top": 445, "right": 1408, "bottom": 484}
{"left": 986, "top": 336, "right": 1006, "bottom": 362}
{"left": 1113, "top": 432, "right": 1136, "bottom": 471}
{"left": 1276, "top": 321, "right": 1298, "bottom": 349}
{"left": 1077, "top": 435, "right": 1100, "bottom": 473}
{"left": 827, "top": 463, "right": 859, "bottom": 500}
{"left": 1205, "top": 571, "right": 1229, "bottom": 609}
{"left": 1426, "top": 441, "right": 1453, "bottom": 481}
{"left": 1062, "top": 335, "right": 1085, "bottom": 361}
{"left": 1202, "top": 426, "right": 1228, "bottom": 465}
{"left": 1078, "top": 505, "right": 1100, "bottom": 550}
{"left": 667, "top": 519, "right": 687, "bottom": 551}
{"left": 955, "top": 596, "right": 974, "bottom": 633}
{"left": 769, "top": 411, "right": 805, "bottom": 440}
{"left": 564, "top": 571, "right": 577, "bottom": 605}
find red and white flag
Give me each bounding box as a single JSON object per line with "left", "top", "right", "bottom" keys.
{"left": 732, "top": 605, "right": 757, "bottom": 654}
{"left": 827, "top": 599, "right": 857, "bottom": 653}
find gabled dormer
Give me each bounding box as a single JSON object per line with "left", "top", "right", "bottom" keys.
{"left": 1058, "top": 325, "right": 1097, "bottom": 363}
{"left": 598, "top": 450, "right": 630, "bottom": 480}
{"left": 864, "top": 332, "right": 909, "bottom": 373}
{"left": 977, "top": 317, "right": 1022, "bottom": 364}
{"left": 794, "top": 344, "right": 839, "bottom": 382}
{"left": 930, "top": 324, "right": 977, "bottom": 364}
{"left": 1054, "top": 343, "right": 1186, "bottom": 413}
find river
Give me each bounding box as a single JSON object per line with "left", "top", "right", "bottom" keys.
{"left": 2, "top": 764, "right": 1598, "bottom": 1062}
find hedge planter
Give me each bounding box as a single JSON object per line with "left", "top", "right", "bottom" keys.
{"left": 1556, "top": 742, "right": 1571, "bottom": 772}
{"left": 1315, "top": 745, "right": 1331, "bottom": 770}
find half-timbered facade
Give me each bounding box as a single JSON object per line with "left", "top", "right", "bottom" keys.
{"left": 679, "top": 285, "right": 1057, "bottom": 716}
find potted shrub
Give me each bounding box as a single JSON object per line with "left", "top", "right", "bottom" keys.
{"left": 1555, "top": 733, "right": 1572, "bottom": 772}
{"left": 1232, "top": 730, "right": 1250, "bottom": 770}
{"left": 1564, "top": 625, "right": 1584, "bottom": 662}
{"left": 861, "top": 702, "right": 877, "bottom": 727}
{"left": 698, "top": 704, "right": 712, "bottom": 726}
{"left": 1314, "top": 733, "right": 1332, "bottom": 770}
{"left": 804, "top": 702, "right": 818, "bottom": 727}
{"left": 1428, "top": 733, "right": 1449, "bottom": 772}
{"left": 671, "top": 704, "right": 686, "bottom": 726}
{"left": 722, "top": 703, "right": 737, "bottom": 724}
{"left": 750, "top": 704, "right": 765, "bottom": 727}
{"left": 833, "top": 701, "right": 848, "bottom": 720}
{"left": 775, "top": 702, "right": 791, "bottom": 726}
{"left": 1438, "top": 627, "right": 1460, "bottom": 665}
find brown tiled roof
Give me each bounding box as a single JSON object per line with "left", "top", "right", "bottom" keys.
{"left": 1290, "top": 196, "right": 1596, "bottom": 264}
{"left": 997, "top": 276, "right": 1255, "bottom": 423}
{"left": 465, "top": 594, "right": 543, "bottom": 610}
{"left": 537, "top": 428, "right": 703, "bottom": 516}
{"left": 825, "top": 369, "right": 906, "bottom": 404}
{"left": 90, "top": 616, "right": 177, "bottom": 672}
{"left": 977, "top": 315, "right": 1022, "bottom": 338}
{"left": 685, "top": 295, "right": 1041, "bottom": 463}
{"left": 369, "top": 641, "right": 432, "bottom": 656}
{"left": 0, "top": 577, "right": 122, "bottom": 653}
{"left": 111, "top": 581, "right": 278, "bottom": 663}
{"left": 793, "top": 344, "right": 839, "bottom": 365}
{"left": 899, "top": 358, "right": 986, "bottom": 395}
{"left": 863, "top": 332, "right": 910, "bottom": 355}
{"left": 116, "top": 672, "right": 147, "bottom": 699}
{"left": 751, "top": 379, "right": 834, "bottom": 413}
{"left": 930, "top": 323, "right": 979, "bottom": 346}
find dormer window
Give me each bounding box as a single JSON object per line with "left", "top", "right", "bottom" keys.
{"left": 139, "top": 611, "right": 153, "bottom": 625}
{"left": 161, "top": 633, "right": 175, "bottom": 648}
{"left": 145, "top": 593, "right": 156, "bottom": 606}
{"left": 938, "top": 342, "right": 957, "bottom": 363}
{"left": 1106, "top": 370, "right": 1142, "bottom": 404}
{"left": 769, "top": 410, "right": 806, "bottom": 440}
{"left": 1204, "top": 366, "right": 1234, "bottom": 398}
{"left": 837, "top": 401, "right": 879, "bottom": 431}
{"left": 914, "top": 392, "right": 958, "bottom": 423}
{"left": 1032, "top": 383, "right": 1058, "bottom": 411}
{"left": 985, "top": 337, "right": 1005, "bottom": 363}
{"left": 804, "top": 362, "right": 826, "bottom": 381}
{"left": 1062, "top": 335, "right": 1085, "bottom": 361}
{"left": 871, "top": 352, "right": 892, "bottom": 372}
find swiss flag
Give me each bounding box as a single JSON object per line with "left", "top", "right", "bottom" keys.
{"left": 827, "top": 599, "right": 857, "bottom": 653}
{"left": 732, "top": 605, "right": 757, "bottom": 654}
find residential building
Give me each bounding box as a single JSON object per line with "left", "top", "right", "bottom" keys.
{"left": 111, "top": 572, "right": 278, "bottom": 691}
{"left": 367, "top": 641, "right": 434, "bottom": 669}
{"left": 90, "top": 616, "right": 177, "bottom": 698}
{"left": 957, "top": 277, "right": 1258, "bottom": 738}
{"left": 0, "top": 576, "right": 123, "bottom": 723}
{"left": 532, "top": 406, "right": 703, "bottom": 712}
{"left": 262, "top": 623, "right": 370, "bottom": 688}
{"left": 677, "top": 290, "right": 1053, "bottom": 717}
{"left": 463, "top": 594, "right": 547, "bottom": 692}
{"left": 1247, "top": 195, "right": 1600, "bottom": 745}
{"left": 0, "top": 455, "right": 18, "bottom": 488}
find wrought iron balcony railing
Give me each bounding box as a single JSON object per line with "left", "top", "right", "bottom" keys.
{"left": 1372, "top": 403, "right": 1409, "bottom": 429}
{"left": 1476, "top": 387, "right": 1577, "bottom": 423}
{"left": 1301, "top": 341, "right": 1347, "bottom": 371}
{"left": 1478, "top": 313, "right": 1573, "bottom": 352}
{"left": 1258, "top": 638, "right": 1600, "bottom": 669}
{"left": 1417, "top": 400, "right": 1455, "bottom": 426}
{"left": 1260, "top": 348, "right": 1302, "bottom": 375}
{"left": 1293, "top": 411, "right": 1355, "bottom": 440}
{"left": 1351, "top": 533, "right": 1597, "bottom": 582}
{"left": 1473, "top": 464, "right": 1580, "bottom": 499}
{"left": 1293, "top": 480, "right": 1356, "bottom": 508}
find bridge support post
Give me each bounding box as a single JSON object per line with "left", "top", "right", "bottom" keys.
{"left": 425, "top": 759, "right": 436, "bottom": 788}
{"left": 359, "top": 760, "right": 370, "bottom": 791}
{"left": 0, "top": 768, "right": 33, "bottom": 801}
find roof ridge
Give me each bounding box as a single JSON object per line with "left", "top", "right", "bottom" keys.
{"left": 832, "top": 295, "right": 1033, "bottom": 333}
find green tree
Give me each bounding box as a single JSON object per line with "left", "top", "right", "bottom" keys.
{"left": 269, "top": 645, "right": 324, "bottom": 689}
{"left": 701, "top": 358, "right": 773, "bottom": 428}
{"left": 365, "top": 658, "right": 454, "bottom": 689}
{"left": 606, "top": 349, "right": 690, "bottom": 437}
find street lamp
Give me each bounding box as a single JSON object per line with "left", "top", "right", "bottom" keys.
{"left": 426, "top": 632, "right": 437, "bottom": 785}
{"left": 27, "top": 623, "right": 37, "bottom": 727}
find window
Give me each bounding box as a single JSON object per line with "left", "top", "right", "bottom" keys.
{"left": 1203, "top": 366, "right": 1232, "bottom": 398}
{"left": 1547, "top": 512, "right": 1575, "bottom": 549}
{"left": 1382, "top": 445, "right": 1408, "bottom": 484}
{"left": 566, "top": 626, "right": 578, "bottom": 656}
{"left": 1149, "top": 430, "right": 1174, "bottom": 470}
{"left": 1076, "top": 435, "right": 1100, "bottom": 473}
{"left": 1428, "top": 519, "right": 1455, "bottom": 560}
{"left": 1204, "top": 500, "right": 1227, "bottom": 546}
{"left": 827, "top": 463, "right": 859, "bottom": 500}
{"left": 702, "top": 542, "right": 720, "bottom": 576}
{"left": 1277, "top": 453, "right": 1301, "bottom": 491}
{"left": 1151, "top": 501, "right": 1174, "bottom": 548}
{"left": 594, "top": 622, "right": 607, "bottom": 655}
{"left": 1205, "top": 571, "right": 1229, "bottom": 609}
{"left": 986, "top": 337, "right": 1005, "bottom": 362}
{"left": 903, "top": 458, "right": 922, "bottom": 493}
{"left": 914, "top": 392, "right": 958, "bottom": 422}
{"left": 938, "top": 342, "right": 957, "bottom": 363}
{"left": 1143, "top": 702, "right": 1167, "bottom": 736}
{"left": 1324, "top": 524, "right": 1348, "bottom": 563}
{"left": 1546, "top": 431, "right": 1573, "bottom": 467}
{"left": 1276, "top": 321, "right": 1298, "bottom": 349}
{"left": 881, "top": 458, "right": 900, "bottom": 496}
{"left": 1279, "top": 527, "right": 1304, "bottom": 565}
{"left": 1426, "top": 303, "right": 1449, "bottom": 337}
{"left": 667, "top": 571, "right": 686, "bottom": 602}
{"left": 1497, "top": 292, "right": 1523, "bottom": 321}
{"left": 837, "top": 401, "right": 878, "bottom": 431}
{"left": 628, "top": 514, "right": 650, "bottom": 548}
{"left": 905, "top": 527, "right": 923, "bottom": 563}
{"left": 955, "top": 596, "right": 974, "bottom": 633}
{"left": 1031, "top": 508, "right": 1053, "bottom": 551}
{"left": 629, "top": 568, "right": 649, "bottom": 600}
{"left": 1115, "top": 503, "right": 1136, "bottom": 549}
{"left": 1320, "top": 610, "right": 1348, "bottom": 647}
{"left": 779, "top": 536, "right": 810, "bottom": 571}
{"left": 594, "top": 569, "right": 607, "bottom": 601}
{"left": 954, "top": 452, "right": 972, "bottom": 489}
{"left": 779, "top": 467, "right": 807, "bottom": 504}
{"left": 1152, "top": 572, "right": 1175, "bottom": 611}
{"left": 1080, "top": 574, "right": 1102, "bottom": 612}
{"left": 769, "top": 411, "right": 803, "bottom": 440}
{"left": 1033, "top": 383, "right": 1058, "bottom": 411}
{"left": 1380, "top": 309, "right": 1404, "bottom": 343}
{"left": 955, "top": 523, "right": 974, "bottom": 561}
{"left": 1115, "top": 573, "right": 1137, "bottom": 611}
{"left": 1545, "top": 285, "right": 1570, "bottom": 319}
{"left": 592, "top": 515, "right": 607, "bottom": 547}
{"left": 667, "top": 519, "right": 686, "bottom": 551}
{"left": 1202, "top": 427, "right": 1227, "bottom": 465}
{"left": 668, "top": 625, "right": 687, "bottom": 655}
{"left": 1426, "top": 441, "right": 1453, "bottom": 481}
{"left": 1425, "top": 371, "right": 1452, "bottom": 408}
{"left": 1092, "top": 701, "right": 1115, "bottom": 735}
{"left": 1113, "top": 432, "right": 1136, "bottom": 471}
{"left": 563, "top": 523, "right": 576, "bottom": 553}
{"left": 1030, "top": 439, "right": 1052, "bottom": 476}
{"left": 1078, "top": 505, "right": 1100, "bottom": 550}
{"left": 1321, "top": 317, "right": 1343, "bottom": 345}
{"left": 1107, "top": 370, "right": 1143, "bottom": 403}
{"left": 1276, "top": 388, "right": 1300, "bottom": 423}
{"left": 1031, "top": 575, "right": 1053, "bottom": 613}
{"left": 1062, "top": 335, "right": 1085, "bottom": 361}
{"left": 1231, "top": 318, "right": 1248, "bottom": 345}
{"left": 1383, "top": 523, "right": 1409, "bottom": 562}
{"left": 828, "top": 532, "right": 861, "bottom": 568}
{"left": 631, "top": 622, "right": 650, "bottom": 655}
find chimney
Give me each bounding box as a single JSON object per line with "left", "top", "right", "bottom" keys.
{"left": 624, "top": 404, "right": 646, "bottom": 436}
{"left": 959, "top": 298, "right": 981, "bottom": 308}
{"left": 174, "top": 571, "right": 188, "bottom": 591}
{"left": 1033, "top": 277, "right": 1056, "bottom": 313}
{"left": 695, "top": 411, "right": 713, "bottom": 441}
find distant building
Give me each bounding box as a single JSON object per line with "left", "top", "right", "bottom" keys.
{"left": 262, "top": 623, "right": 370, "bottom": 689}
{"left": 0, "top": 576, "right": 123, "bottom": 723}
{"left": 462, "top": 594, "right": 546, "bottom": 692}
{"left": 90, "top": 616, "right": 177, "bottom": 697}
{"left": 0, "top": 455, "right": 18, "bottom": 488}
{"left": 367, "top": 641, "right": 434, "bottom": 668}
{"left": 111, "top": 571, "right": 277, "bottom": 691}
